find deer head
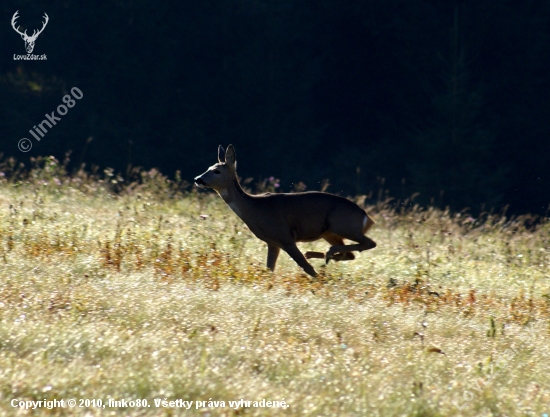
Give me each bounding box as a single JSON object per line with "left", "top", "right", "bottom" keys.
{"left": 11, "top": 11, "right": 49, "bottom": 54}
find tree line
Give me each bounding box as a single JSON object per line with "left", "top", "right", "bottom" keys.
{"left": 1, "top": 0, "right": 549, "bottom": 214}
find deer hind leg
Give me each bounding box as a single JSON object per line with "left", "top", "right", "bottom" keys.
{"left": 305, "top": 250, "right": 353, "bottom": 261}
{"left": 305, "top": 251, "right": 324, "bottom": 259}
{"left": 324, "top": 233, "right": 356, "bottom": 261}
{"left": 306, "top": 233, "right": 356, "bottom": 261}
{"left": 326, "top": 235, "right": 376, "bottom": 264}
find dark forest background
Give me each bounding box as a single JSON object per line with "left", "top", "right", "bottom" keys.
{"left": 1, "top": 1, "right": 549, "bottom": 215}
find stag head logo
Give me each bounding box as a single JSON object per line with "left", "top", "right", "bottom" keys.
{"left": 11, "top": 11, "right": 49, "bottom": 54}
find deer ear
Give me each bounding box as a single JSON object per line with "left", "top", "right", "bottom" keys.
{"left": 225, "top": 145, "right": 236, "bottom": 168}
{"left": 218, "top": 145, "right": 226, "bottom": 163}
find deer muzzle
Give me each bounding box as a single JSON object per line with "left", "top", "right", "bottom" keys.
{"left": 194, "top": 176, "right": 206, "bottom": 187}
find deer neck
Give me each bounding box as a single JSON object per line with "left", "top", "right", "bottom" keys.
{"left": 218, "top": 177, "right": 252, "bottom": 219}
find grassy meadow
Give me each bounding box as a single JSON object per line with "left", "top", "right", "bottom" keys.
{"left": 0, "top": 157, "right": 549, "bottom": 416}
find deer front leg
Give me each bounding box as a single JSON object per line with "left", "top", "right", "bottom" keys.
{"left": 267, "top": 244, "right": 280, "bottom": 271}
{"left": 282, "top": 244, "right": 318, "bottom": 277}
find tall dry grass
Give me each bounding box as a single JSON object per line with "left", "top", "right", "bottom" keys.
{"left": 0, "top": 156, "right": 548, "bottom": 416}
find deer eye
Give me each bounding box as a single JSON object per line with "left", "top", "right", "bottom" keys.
{"left": 214, "top": 170, "right": 221, "bottom": 174}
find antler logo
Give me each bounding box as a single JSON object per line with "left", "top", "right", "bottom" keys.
{"left": 11, "top": 11, "right": 49, "bottom": 54}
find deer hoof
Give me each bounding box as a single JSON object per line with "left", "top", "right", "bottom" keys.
{"left": 304, "top": 266, "right": 317, "bottom": 277}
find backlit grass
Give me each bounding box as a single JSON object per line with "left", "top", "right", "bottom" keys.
{"left": 0, "top": 157, "right": 549, "bottom": 416}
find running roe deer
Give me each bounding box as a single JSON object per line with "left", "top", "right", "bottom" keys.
{"left": 194, "top": 145, "right": 376, "bottom": 277}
